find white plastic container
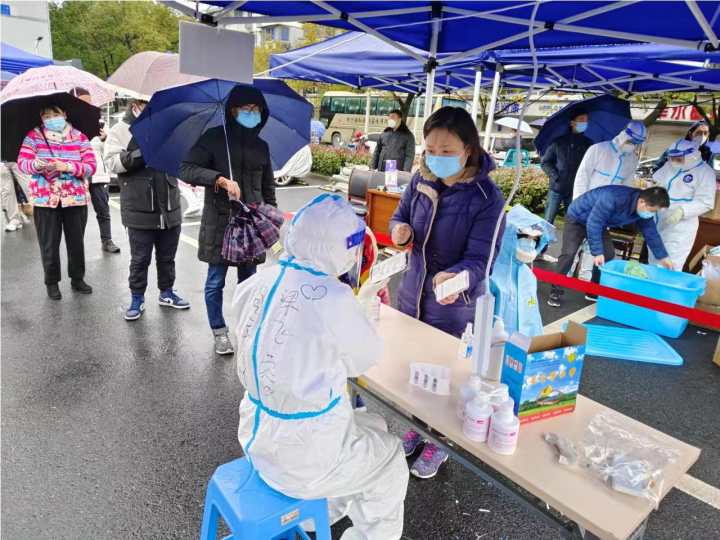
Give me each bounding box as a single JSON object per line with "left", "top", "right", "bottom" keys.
{"left": 463, "top": 392, "right": 493, "bottom": 443}
{"left": 489, "top": 383, "right": 510, "bottom": 412}
{"left": 482, "top": 317, "right": 509, "bottom": 381}
{"left": 384, "top": 159, "right": 398, "bottom": 188}
{"left": 365, "top": 295, "right": 381, "bottom": 322}
{"left": 456, "top": 374, "right": 484, "bottom": 419}
{"left": 488, "top": 399, "right": 520, "bottom": 455}
{"left": 457, "top": 322, "right": 473, "bottom": 362}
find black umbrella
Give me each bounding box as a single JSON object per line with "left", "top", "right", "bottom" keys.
{"left": 0, "top": 91, "right": 101, "bottom": 162}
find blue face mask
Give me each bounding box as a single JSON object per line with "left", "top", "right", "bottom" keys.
{"left": 574, "top": 121, "right": 588, "bottom": 133}
{"left": 425, "top": 153, "right": 464, "bottom": 179}
{"left": 236, "top": 110, "right": 261, "bottom": 129}
{"left": 43, "top": 117, "right": 66, "bottom": 132}
{"left": 637, "top": 210, "right": 655, "bottom": 219}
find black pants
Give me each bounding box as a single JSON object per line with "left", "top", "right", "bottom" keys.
{"left": 555, "top": 218, "right": 615, "bottom": 288}
{"left": 128, "top": 226, "right": 181, "bottom": 295}
{"left": 88, "top": 183, "right": 112, "bottom": 241}
{"left": 34, "top": 205, "right": 88, "bottom": 285}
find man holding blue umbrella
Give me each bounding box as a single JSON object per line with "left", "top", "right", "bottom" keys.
{"left": 180, "top": 85, "right": 277, "bottom": 356}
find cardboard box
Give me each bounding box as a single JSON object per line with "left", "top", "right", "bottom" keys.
{"left": 688, "top": 245, "right": 720, "bottom": 307}
{"left": 501, "top": 322, "right": 587, "bottom": 424}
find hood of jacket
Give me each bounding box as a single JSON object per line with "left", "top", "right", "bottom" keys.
{"left": 225, "top": 84, "right": 269, "bottom": 135}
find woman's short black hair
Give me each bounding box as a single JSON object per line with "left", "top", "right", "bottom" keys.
{"left": 39, "top": 103, "right": 65, "bottom": 116}
{"left": 423, "top": 106, "right": 486, "bottom": 168}
{"left": 639, "top": 186, "right": 670, "bottom": 208}
{"left": 389, "top": 109, "right": 403, "bottom": 117}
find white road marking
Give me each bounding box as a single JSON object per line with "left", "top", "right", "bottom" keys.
{"left": 109, "top": 199, "right": 198, "bottom": 248}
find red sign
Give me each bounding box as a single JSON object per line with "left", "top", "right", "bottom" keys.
{"left": 659, "top": 105, "right": 703, "bottom": 122}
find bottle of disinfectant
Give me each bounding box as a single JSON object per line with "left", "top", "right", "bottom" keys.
{"left": 488, "top": 399, "right": 520, "bottom": 455}
{"left": 489, "top": 383, "right": 510, "bottom": 412}
{"left": 458, "top": 323, "right": 473, "bottom": 362}
{"left": 456, "top": 374, "right": 484, "bottom": 419}
{"left": 463, "top": 392, "right": 493, "bottom": 443}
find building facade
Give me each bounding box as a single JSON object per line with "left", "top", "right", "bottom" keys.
{"left": 1, "top": 1, "right": 53, "bottom": 59}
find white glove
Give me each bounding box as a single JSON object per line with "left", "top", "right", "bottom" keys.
{"left": 665, "top": 206, "right": 684, "bottom": 225}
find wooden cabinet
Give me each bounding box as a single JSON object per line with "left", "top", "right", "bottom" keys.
{"left": 366, "top": 188, "right": 402, "bottom": 245}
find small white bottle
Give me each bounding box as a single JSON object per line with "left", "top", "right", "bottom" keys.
{"left": 366, "top": 295, "right": 381, "bottom": 322}
{"left": 489, "top": 383, "right": 510, "bottom": 412}
{"left": 488, "top": 399, "right": 520, "bottom": 455}
{"left": 457, "top": 322, "right": 474, "bottom": 362}
{"left": 463, "top": 392, "right": 493, "bottom": 443}
{"left": 456, "top": 374, "right": 484, "bottom": 419}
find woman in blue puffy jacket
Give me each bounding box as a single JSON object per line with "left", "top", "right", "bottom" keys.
{"left": 390, "top": 106, "right": 505, "bottom": 479}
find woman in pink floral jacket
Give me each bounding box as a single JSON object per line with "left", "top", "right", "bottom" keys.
{"left": 17, "top": 103, "right": 97, "bottom": 300}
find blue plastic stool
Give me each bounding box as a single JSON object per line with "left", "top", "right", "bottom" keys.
{"left": 200, "top": 457, "right": 331, "bottom": 540}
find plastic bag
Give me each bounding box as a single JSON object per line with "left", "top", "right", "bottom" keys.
{"left": 624, "top": 259, "right": 649, "bottom": 279}
{"left": 581, "top": 413, "right": 679, "bottom": 508}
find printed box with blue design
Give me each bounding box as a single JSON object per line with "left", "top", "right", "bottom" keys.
{"left": 501, "top": 322, "right": 587, "bottom": 424}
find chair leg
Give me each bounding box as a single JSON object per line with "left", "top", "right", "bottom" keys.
{"left": 312, "top": 508, "right": 332, "bottom": 540}
{"left": 200, "top": 501, "right": 220, "bottom": 540}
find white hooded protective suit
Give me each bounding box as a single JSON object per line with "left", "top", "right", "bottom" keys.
{"left": 491, "top": 205, "right": 556, "bottom": 337}
{"left": 233, "top": 194, "right": 408, "bottom": 540}
{"left": 573, "top": 120, "right": 647, "bottom": 200}
{"left": 649, "top": 140, "right": 716, "bottom": 269}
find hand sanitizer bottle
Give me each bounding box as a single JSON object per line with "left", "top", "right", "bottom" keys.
{"left": 458, "top": 322, "right": 473, "bottom": 362}
{"left": 463, "top": 392, "right": 493, "bottom": 442}
{"left": 456, "top": 374, "right": 484, "bottom": 419}
{"left": 488, "top": 399, "right": 520, "bottom": 455}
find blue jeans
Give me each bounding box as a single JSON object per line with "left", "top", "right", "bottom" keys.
{"left": 544, "top": 189, "right": 573, "bottom": 225}
{"left": 205, "top": 262, "right": 256, "bottom": 332}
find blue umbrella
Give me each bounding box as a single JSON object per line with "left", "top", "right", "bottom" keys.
{"left": 130, "top": 78, "right": 312, "bottom": 177}
{"left": 533, "top": 95, "right": 631, "bottom": 156}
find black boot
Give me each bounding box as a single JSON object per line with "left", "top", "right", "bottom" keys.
{"left": 71, "top": 279, "right": 93, "bottom": 294}
{"left": 46, "top": 283, "right": 62, "bottom": 300}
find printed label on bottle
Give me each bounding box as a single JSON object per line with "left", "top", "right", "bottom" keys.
{"left": 489, "top": 423, "right": 518, "bottom": 453}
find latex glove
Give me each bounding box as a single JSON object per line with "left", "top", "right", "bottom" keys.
{"left": 593, "top": 255, "right": 605, "bottom": 267}
{"left": 658, "top": 258, "right": 675, "bottom": 270}
{"left": 391, "top": 223, "right": 412, "bottom": 246}
{"left": 665, "top": 206, "right": 684, "bottom": 225}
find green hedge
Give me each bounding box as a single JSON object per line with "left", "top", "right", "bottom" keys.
{"left": 310, "top": 144, "right": 372, "bottom": 176}
{"left": 490, "top": 167, "right": 550, "bottom": 215}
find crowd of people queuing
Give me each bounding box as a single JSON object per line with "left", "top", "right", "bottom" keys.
{"left": 2, "top": 81, "right": 717, "bottom": 539}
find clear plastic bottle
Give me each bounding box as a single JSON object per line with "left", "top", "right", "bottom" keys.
{"left": 457, "top": 322, "right": 473, "bottom": 362}
{"left": 384, "top": 159, "right": 398, "bottom": 188}
{"left": 463, "top": 392, "right": 493, "bottom": 443}
{"left": 483, "top": 317, "right": 509, "bottom": 381}
{"left": 488, "top": 399, "right": 520, "bottom": 455}
{"left": 456, "top": 374, "right": 484, "bottom": 419}
{"left": 489, "top": 383, "right": 510, "bottom": 412}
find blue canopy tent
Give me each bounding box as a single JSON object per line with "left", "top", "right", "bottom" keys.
{"left": 174, "top": 1, "right": 719, "bottom": 119}
{"left": 0, "top": 42, "right": 53, "bottom": 74}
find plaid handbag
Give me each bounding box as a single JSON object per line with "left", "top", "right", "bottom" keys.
{"left": 222, "top": 203, "right": 285, "bottom": 264}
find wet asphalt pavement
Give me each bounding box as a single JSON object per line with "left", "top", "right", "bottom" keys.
{"left": 2, "top": 179, "right": 719, "bottom": 539}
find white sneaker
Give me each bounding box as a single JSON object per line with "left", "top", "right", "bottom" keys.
{"left": 19, "top": 213, "right": 31, "bottom": 225}
{"left": 4, "top": 219, "right": 21, "bottom": 232}
{"left": 541, "top": 253, "right": 558, "bottom": 263}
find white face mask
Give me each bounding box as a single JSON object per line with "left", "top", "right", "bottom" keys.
{"left": 670, "top": 159, "right": 684, "bottom": 171}
{"left": 692, "top": 134, "right": 708, "bottom": 147}
{"left": 388, "top": 119, "right": 397, "bottom": 129}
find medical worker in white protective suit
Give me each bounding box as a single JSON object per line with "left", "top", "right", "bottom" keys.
{"left": 233, "top": 194, "right": 409, "bottom": 540}
{"left": 491, "top": 205, "right": 556, "bottom": 337}
{"left": 572, "top": 120, "right": 647, "bottom": 284}
{"left": 649, "top": 139, "right": 716, "bottom": 270}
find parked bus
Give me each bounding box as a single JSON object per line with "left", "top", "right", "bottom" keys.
{"left": 318, "top": 91, "right": 468, "bottom": 146}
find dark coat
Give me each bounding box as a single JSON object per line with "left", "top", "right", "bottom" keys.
{"left": 179, "top": 86, "right": 277, "bottom": 266}
{"left": 390, "top": 153, "right": 506, "bottom": 337}
{"left": 118, "top": 111, "right": 181, "bottom": 231}
{"left": 567, "top": 185, "right": 668, "bottom": 259}
{"left": 540, "top": 132, "right": 593, "bottom": 196}
{"left": 372, "top": 126, "right": 415, "bottom": 172}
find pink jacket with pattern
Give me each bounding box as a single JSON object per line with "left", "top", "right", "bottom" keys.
{"left": 16, "top": 124, "right": 96, "bottom": 208}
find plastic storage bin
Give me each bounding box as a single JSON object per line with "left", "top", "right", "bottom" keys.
{"left": 597, "top": 260, "right": 705, "bottom": 338}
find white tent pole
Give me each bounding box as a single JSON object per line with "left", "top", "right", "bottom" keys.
{"left": 256, "top": 33, "right": 365, "bottom": 76}
{"left": 413, "top": 93, "right": 421, "bottom": 139}
{"left": 423, "top": 17, "right": 440, "bottom": 120}
{"left": 685, "top": 0, "right": 719, "bottom": 47}
{"left": 471, "top": 69, "right": 482, "bottom": 127}
{"left": 482, "top": 68, "right": 502, "bottom": 151}
{"left": 364, "top": 93, "right": 371, "bottom": 135}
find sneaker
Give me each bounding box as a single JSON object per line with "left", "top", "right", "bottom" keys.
{"left": 46, "top": 283, "right": 62, "bottom": 300}
{"left": 19, "top": 212, "right": 31, "bottom": 225}
{"left": 125, "top": 294, "right": 145, "bottom": 321}
{"left": 102, "top": 239, "right": 120, "bottom": 253}
{"left": 540, "top": 253, "right": 558, "bottom": 263}
{"left": 71, "top": 279, "right": 93, "bottom": 294}
{"left": 547, "top": 291, "right": 562, "bottom": 307}
{"left": 410, "top": 443, "right": 449, "bottom": 479}
{"left": 158, "top": 289, "right": 190, "bottom": 309}
{"left": 402, "top": 430, "right": 423, "bottom": 457}
{"left": 585, "top": 293, "right": 598, "bottom": 302}
{"left": 214, "top": 332, "right": 234, "bottom": 355}
{"left": 4, "top": 220, "right": 20, "bottom": 232}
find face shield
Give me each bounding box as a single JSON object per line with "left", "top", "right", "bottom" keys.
{"left": 615, "top": 121, "right": 647, "bottom": 155}
{"left": 667, "top": 139, "right": 701, "bottom": 171}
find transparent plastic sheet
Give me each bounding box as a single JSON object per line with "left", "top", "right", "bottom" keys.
{"left": 544, "top": 413, "right": 680, "bottom": 508}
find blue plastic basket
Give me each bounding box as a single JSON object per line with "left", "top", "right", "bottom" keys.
{"left": 597, "top": 260, "right": 705, "bottom": 338}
